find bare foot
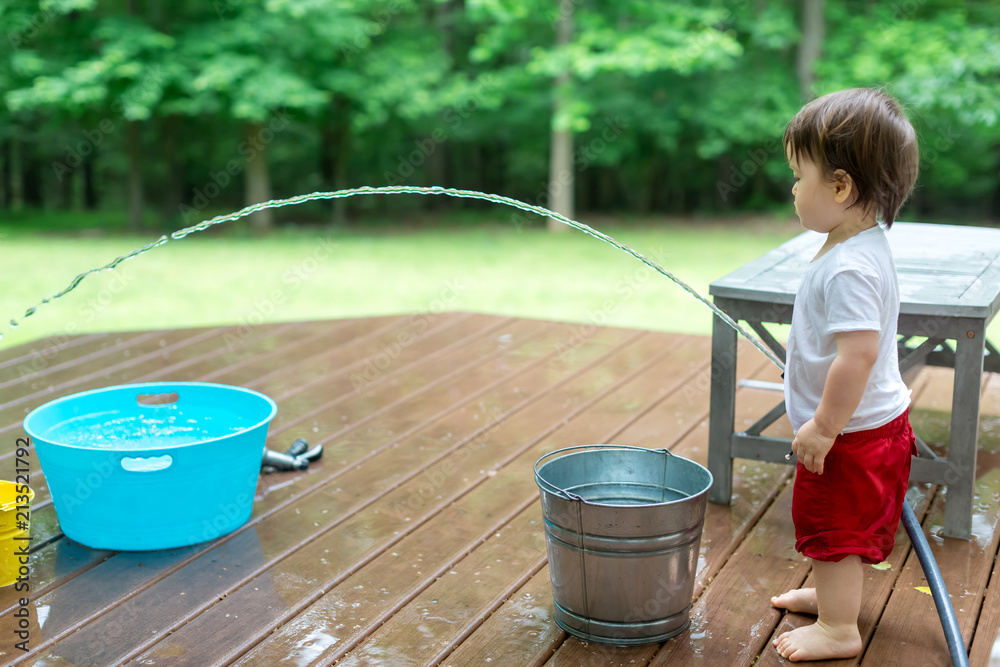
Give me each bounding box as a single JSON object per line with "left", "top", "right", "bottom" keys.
{"left": 773, "top": 621, "right": 862, "bottom": 662}
{"left": 770, "top": 588, "right": 818, "bottom": 615}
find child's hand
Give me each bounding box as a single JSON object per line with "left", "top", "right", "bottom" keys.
{"left": 791, "top": 418, "right": 838, "bottom": 474}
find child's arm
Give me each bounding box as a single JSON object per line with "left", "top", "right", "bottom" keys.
{"left": 792, "top": 330, "right": 879, "bottom": 474}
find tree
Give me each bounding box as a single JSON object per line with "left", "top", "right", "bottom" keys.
{"left": 166, "top": 1, "right": 329, "bottom": 232}
{"left": 797, "top": 0, "right": 825, "bottom": 101}
{"left": 468, "top": 0, "right": 744, "bottom": 220}
{"left": 547, "top": 0, "right": 574, "bottom": 231}
{"left": 5, "top": 0, "right": 174, "bottom": 230}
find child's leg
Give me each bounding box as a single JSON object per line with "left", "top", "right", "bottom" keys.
{"left": 772, "top": 555, "right": 864, "bottom": 662}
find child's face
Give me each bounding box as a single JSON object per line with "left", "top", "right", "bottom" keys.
{"left": 787, "top": 149, "right": 845, "bottom": 234}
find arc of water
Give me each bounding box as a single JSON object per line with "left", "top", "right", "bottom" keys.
{"left": 7, "top": 185, "right": 784, "bottom": 370}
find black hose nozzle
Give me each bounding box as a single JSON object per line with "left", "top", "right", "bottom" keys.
{"left": 285, "top": 438, "right": 310, "bottom": 457}
{"left": 299, "top": 442, "right": 323, "bottom": 462}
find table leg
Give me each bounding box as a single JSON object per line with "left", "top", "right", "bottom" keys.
{"left": 942, "top": 323, "right": 985, "bottom": 539}
{"left": 708, "top": 310, "right": 738, "bottom": 504}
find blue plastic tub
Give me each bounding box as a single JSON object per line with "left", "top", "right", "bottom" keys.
{"left": 23, "top": 381, "right": 277, "bottom": 551}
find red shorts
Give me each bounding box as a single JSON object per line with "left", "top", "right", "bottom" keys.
{"left": 792, "top": 409, "right": 917, "bottom": 564}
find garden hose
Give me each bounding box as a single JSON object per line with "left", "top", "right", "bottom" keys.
{"left": 900, "top": 501, "right": 969, "bottom": 667}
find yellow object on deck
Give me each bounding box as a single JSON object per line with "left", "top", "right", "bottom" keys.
{"left": 0, "top": 479, "right": 34, "bottom": 588}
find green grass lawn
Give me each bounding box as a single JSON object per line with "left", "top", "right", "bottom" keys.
{"left": 2, "top": 213, "right": 996, "bottom": 353}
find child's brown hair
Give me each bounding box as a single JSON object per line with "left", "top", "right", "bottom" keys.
{"left": 783, "top": 88, "right": 919, "bottom": 228}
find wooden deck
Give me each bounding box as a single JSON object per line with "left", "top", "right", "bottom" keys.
{"left": 0, "top": 312, "right": 998, "bottom": 666}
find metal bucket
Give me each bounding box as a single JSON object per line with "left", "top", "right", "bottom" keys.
{"left": 534, "top": 445, "right": 712, "bottom": 645}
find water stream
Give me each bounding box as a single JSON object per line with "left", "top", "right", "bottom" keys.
{"left": 3, "top": 186, "right": 784, "bottom": 369}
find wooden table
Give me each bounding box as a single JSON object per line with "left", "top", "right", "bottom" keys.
{"left": 2, "top": 312, "right": 1000, "bottom": 665}
{"left": 707, "top": 222, "right": 1000, "bottom": 539}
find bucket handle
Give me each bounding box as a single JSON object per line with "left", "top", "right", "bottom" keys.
{"left": 533, "top": 444, "right": 671, "bottom": 503}
{"left": 121, "top": 454, "right": 174, "bottom": 472}
{"left": 137, "top": 392, "right": 180, "bottom": 406}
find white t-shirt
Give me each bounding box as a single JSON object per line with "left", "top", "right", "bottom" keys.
{"left": 784, "top": 225, "right": 911, "bottom": 433}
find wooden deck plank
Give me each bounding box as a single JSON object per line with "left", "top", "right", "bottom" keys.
{"left": 0, "top": 331, "right": 104, "bottom": 367}
{"left": 440, "top": 566, "right": 564, "bottom": 667}
{"left": 542, "top": 642, "right": 660, "bottom": 666}
{"left": 124, "top": 319, "right": 326, "bottom": 383}
{"left": 0, "top": 331, "right": 153, "bottom": 386}
{"left": 332, "top": 505, "right": 550, "bottom": 667}
{"left": 253, "top": 314, "right": 524, "bottom": 434}
{"left": 198, "top": 314, "right": 412, "bottom": 385}
{"left": 968, "top": 376, "right": 1000, "bottom": 667}
{"left": 968, "top": 539, "right": 1000, "bottom": 666}
{"left": 0, "top": 326, "right": 231, "bottom": 437}
{"left": 220, "top": 312, "right": 478, "bottom": 397}
{"left": 133, "top": 332, "right": 693, "bottom": 666}
{"left": 15, "top": 324, "right": 641, "bottom": 665}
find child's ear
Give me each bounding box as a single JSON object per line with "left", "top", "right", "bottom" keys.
{"left": 831, "top": 169, "right": 854, "bottom": 203}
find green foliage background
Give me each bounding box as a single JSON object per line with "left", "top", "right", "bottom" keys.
{"left": 0, "top": 0, "right": 998, "bottom": 228}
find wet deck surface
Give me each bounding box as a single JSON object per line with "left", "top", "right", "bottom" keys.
{"left": 0, "top": 312, "right": 998, "bottom": 666}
